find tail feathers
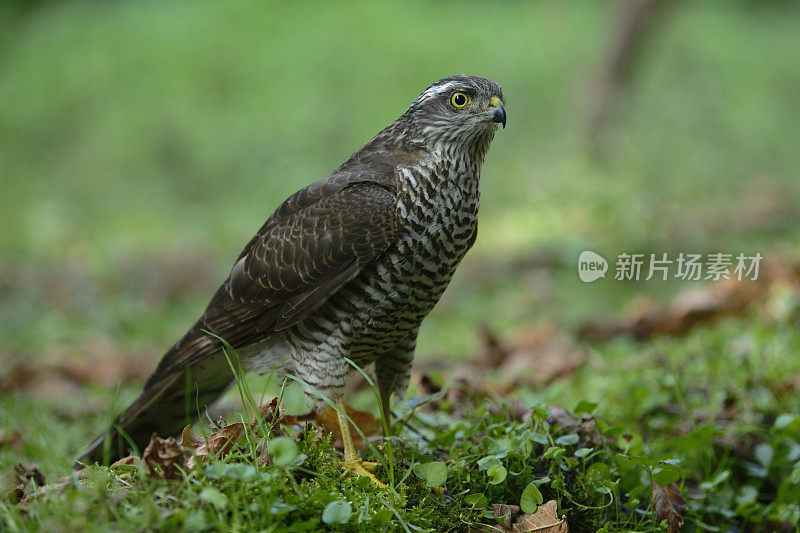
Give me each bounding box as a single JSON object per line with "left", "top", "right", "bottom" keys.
{"left": 76, "top": 336, "right": 235, "bottom": 467}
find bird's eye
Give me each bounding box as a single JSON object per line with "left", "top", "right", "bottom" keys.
{"left": 450, "top": 92, "right": 469, "bottom": 108}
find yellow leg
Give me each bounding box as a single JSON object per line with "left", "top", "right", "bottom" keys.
{"left": 335, "top": 397, "right": 386, "bottom": 487}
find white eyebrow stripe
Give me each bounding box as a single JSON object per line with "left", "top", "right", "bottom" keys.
{"left": 417, "top": 81, "right": 458, "bottom": 103}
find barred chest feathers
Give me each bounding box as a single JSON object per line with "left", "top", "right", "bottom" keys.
{"left": 349, "top": 148, "right": 483, "bottom": 338}
{"left": 392, "top": 150, "right": 480, "bottom": 297}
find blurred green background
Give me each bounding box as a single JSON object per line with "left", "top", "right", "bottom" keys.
{"left": 1, "top": 0, "right": 798, "bottom": 364}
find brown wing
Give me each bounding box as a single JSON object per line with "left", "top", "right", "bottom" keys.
{"left": 203, "top": 179, "right": 399, "bottom": 342}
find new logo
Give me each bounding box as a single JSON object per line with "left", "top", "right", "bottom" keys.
{"left": 578, "top": 251, "right": 608, "bottom": 282}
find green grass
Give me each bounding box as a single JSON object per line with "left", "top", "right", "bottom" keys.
{"left": 2, "top": 0, "right": 800, "bottom": 530}
{"left": 4, "top": 309, "right": 800, "bottom": 530}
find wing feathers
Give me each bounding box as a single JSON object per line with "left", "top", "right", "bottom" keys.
{"left": 198, "top": 180, "right": 398, "bottom": 349}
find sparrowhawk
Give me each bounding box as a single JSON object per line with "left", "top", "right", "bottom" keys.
{"left": 78, "top": 75, "right": 506, "bottom": 485}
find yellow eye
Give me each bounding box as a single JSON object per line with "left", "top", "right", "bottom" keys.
{"left": 450, "top": 92, "right": 469, "bottom": 108}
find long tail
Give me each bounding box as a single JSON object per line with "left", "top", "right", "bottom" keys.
{"left": 75, "top": 323, "right": 236, "bottom": 467}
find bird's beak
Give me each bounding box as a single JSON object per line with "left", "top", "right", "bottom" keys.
{"left": 485, "top": 95, "right": 506, "bottom": 129}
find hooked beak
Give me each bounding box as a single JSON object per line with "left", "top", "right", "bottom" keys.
{"left": 485, "top": 95, "right": 506, "bottom": 129}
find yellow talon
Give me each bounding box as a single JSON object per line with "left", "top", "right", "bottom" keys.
{"left": 335, "top": 397, "right": 386, "bottom": 487}
{"left": 341, "top": 458, "right": 386, "bottom": 487}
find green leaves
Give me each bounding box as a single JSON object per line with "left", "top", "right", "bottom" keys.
{"left": 487, "top": 464, "right": 507, "bottom": 485}
{"left": 652, "top": 463, "right": 681, "bottom": 485}
{"left": 199, "top": 487, "right": 228, "bottom": 510}
{"left": 205, "top": 462, "right": 257, "bottom": 481}
{"left": 700, "top": 470, "right": 731, "bottom": 490}
{"left": 520, "top": 482, "right": 544, "bottom": 514}
{"left": 574, "top": 401, "right": 598, "bottom": 415}
{"left": 754, "top": 443, "right": 773, "bottom": 468}
{"left": 413, "top": 461, "right": 448, "bottom": 488}
{"left": 774, "top": 413, "right": 799, "bottom": 430}
{"left": 322, "top": 500, "right": 352, "bottom": 525}
{"left": 268, "top": 437, "right": 298, "bottom": 468}
{"left": 554, "top": 434, "right": 579, "bottom": 446}
{"left": 464, "top": 493, "right": 489, "bottom": 508}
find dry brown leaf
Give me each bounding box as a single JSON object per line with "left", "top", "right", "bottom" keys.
{"left": 651, "top": 481, "right": 687, "bottom": 533}
{"left": 315, "top": 405, "right": 382, "bottom": 449}
{"left": 546, "top": 404, "right": 579, "bottom": 429}
{"left": 17, "top": 471, "right": 85, "bottom": 506}
{"left": 207, "top": 423, "right": 246, "bottom": 455}
{"left": 110, "top": 456, "right": 137, "bottom": 467}
{"left": 546, "top": 405, "right": 603, "bottom": 449}
{"left": 511, "top": 500, "right": 568, "bottom": 532}
{"left": 186, "top": 422, "right": 246, "bottom": 469}
{"left": 179, "top": 425, "right": 205, "bottom": 452}
{"left": 491, "top": 503, "right": 521, "bottom": 530}
{"left": 142, "top": 433, "right": 186, "bottom": 480}
{"left": 4, "top": 463, "right": 46, "bottom": 503}
{"left": 189, "top": 398, "right": 323, "bottom": 469}
{"left": 575, "top": 415, "right": 603, "bottom": 449}
{"left": 250, "top": 397, "right": 291, "bottom": 437}
{"left": 13, "top": 463, "right": 45, "bottom": 488}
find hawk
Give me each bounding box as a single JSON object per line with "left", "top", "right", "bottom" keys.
{"left": 78, "top": 75, "right": 506, "bottom": 485}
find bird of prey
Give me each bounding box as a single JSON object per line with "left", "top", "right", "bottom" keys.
{"left": 78, "top": 75, "right": 506, "bottom": 485}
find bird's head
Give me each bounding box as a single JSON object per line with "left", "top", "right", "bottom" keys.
{"left": 401, "top": 75, "right": 506, "bottom": 152}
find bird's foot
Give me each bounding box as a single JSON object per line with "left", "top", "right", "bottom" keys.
{"left": 341, "top": 458, "right": 385, "bottom": 487}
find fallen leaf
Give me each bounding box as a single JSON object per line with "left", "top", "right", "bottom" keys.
{"left": 142, "top": 433, "right": 186, "bottom": 480}
{"left": 547, "top": 405, "right": 603, "bottom": 449}
{"left": 205, "top": 423, "right": 246, "bottom": 456}
{"left": 14, "top": 463, "right": 45, "bottom": 487}
{"left": 491, "top": 503, "right": 521, "bottom": 530}
{"left": 179, "top": 425, "right": 205, "bottom": 452}
{"left": 4, "top": 463, "right": 46, "bottom": 503}
{"left": 110, "top": 456, "right": 137, "bottom": 467}
{"left": 511, "top": 499, "right": 568, "bottom": 532}
{"left": 651, "top": 481, "right": 687, "bottom": 533}
{"left": 18, "top": 471, "right": 86, "bottom": 506}
{"left": 315, "top": 405, "right": 382, "bottom": 449}
{"left": 186, "top": 423, "right": 245, "bottom": 469}
{"left": 250, "top": 397, "right": 290, "bottom": 437}
{"left": 257, "top": 441, "right": 272, "bottom": 467}
{"left": 547, "top": 404, "right": 579, "bottom": 429}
